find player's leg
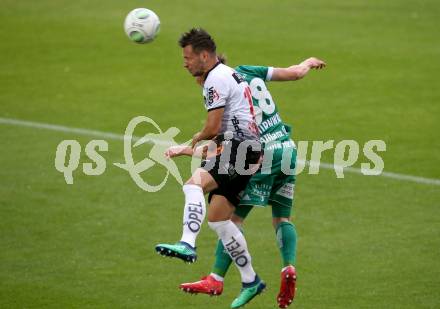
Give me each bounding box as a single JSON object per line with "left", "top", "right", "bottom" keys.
{"left": 266, "top": 144, "right": 297, "bottom": 307}
{"left": 179, "top": 137, "right": 264, "bottom": 306}
{"left": 155, "top": 168, "right": 218, "bottom": 262}
{"left": 209, "top": 169, "right": 275, "bottom": 281}
{"left": 272, "top": 212, "right": 297, "bottom": 269}
{"left": 179, "top": 211, "right": 249, "bottom": 296}
{"left": 270, "top": 170, "right": 297, "bottom": 267}
{"left": 210, "top": 208, "right": 251, "bottom": 279}
{"left": 207, "top": 196, "right": 257, "bottom": 284}
{"left": 271, "top": 190, "right": 297, "bottom": 308}
{"left": 207, "top": 194, "right": 265, "bottom": 308}
{"left": 209, "top": 169, "right": 274, "bottom": 280}
{"left": 180, "top": 170, "right": 273, "bottom": 294}
{"left": 180, "top": 168, "right": 218, "bottom": 246}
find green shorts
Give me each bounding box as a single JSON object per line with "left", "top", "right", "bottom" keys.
{"left": 235, "top": 142, "right": 296, "bottom": 219}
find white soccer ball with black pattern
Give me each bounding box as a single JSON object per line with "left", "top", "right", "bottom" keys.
{"left": 124, "top": 8, "right": 160, "bottom": 44}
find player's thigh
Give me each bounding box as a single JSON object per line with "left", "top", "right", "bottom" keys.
{"left": 238, "top": 170, "right": 276, "bottom": 209}
{"left": 186, "top": 167, "right": 218, "bottom": 193}
{"left": 269, "top": 173, "right": 295, "bottom": 220}
{"left": 231, "top": 213, "right": 245, "bottom": 225}
{"left": 271, "top": 202, "right": 293, "bottom": 229}
{"left": 208, "top": 194, "right": 236, "bottom": 222}
{"left": 234, "top": 169, "right": 276, "bottom": 221}
{"left": 234, "top": 204, "right": 254, "bottom": 221}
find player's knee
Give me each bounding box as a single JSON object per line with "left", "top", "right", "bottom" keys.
{"left": 272, "top": 217, "right": 290, "bottom": 229}
{"left": 208, "top": 220, "right": 229, "bottom": 235}
{"left": 185, "top": 168, "right": 217, "bottom": 193}
{"left": 231, "top": 214, "right": 244, "bottom": 226}
{"left": 185, "top": 176, "right": 200, "bottom": 186}
{"left": 182, "top": 183, "right": 203, "bottom": 193}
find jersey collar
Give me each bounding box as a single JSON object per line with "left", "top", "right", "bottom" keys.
{"left": 203, "top": 61, "right": 221, "bottom": 82}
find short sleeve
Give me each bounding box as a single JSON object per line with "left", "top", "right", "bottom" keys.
{"left": 235, "top": 65, "right": 270, "bottom": 81}
{"left": 203, "top": 74, "right": 229, "bottom": 111}
{"left": 266, "top": 67, "right": 274, "bottom": 81}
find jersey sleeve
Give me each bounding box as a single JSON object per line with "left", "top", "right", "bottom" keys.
{"left": 235, "top": 65, "right": 273, "bottom": 81}
{"left": 203, "top": 74, "right": 229, "bottom": 111}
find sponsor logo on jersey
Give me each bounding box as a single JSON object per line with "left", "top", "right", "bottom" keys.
{"left": 206, "top": 86, "right": 220, "bottom": 106}
{"left": 275, "top": 183, "right": 295, "bottom": 199}
{"left": 231, "top": 115, "right": 245, "bottom": 138}
{"left": 232, "top": 72, "right": 245, "bottom": 84}
{"left": 260, "top": 126, "right": 289, "bottom": 143}
{"left": 241, "top": 194, "right": 251, "bottom": 201}
{"left": 258, "top": 113, "right": 282, "bottom": 134}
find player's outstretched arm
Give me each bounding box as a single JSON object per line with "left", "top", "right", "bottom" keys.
{"left": 164, "top": 141, "right": 216, "bottom": 159}
{"left": 191, "top": 108, "right": 224, "bottom": 147}
{"left": 271, "top": 57, "right": 326, "bottom": 81}
{"left": 164, "top": 145, "right": 193, "bottom": 159}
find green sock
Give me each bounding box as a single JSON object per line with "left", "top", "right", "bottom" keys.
{"left": 276, "top": 222, "right": 297, "bottom": 267}
{"left": 211, "top": 239, "right": 232, "bottom": 277}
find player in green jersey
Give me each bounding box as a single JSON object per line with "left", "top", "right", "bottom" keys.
{"left": 166, "top": 56, "right": 325, "bottom": 308}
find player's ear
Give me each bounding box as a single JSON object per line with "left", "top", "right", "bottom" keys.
{"left": 200, "top": 50, "right": 209, "bottom": 63}
{"left": 198, "top": 51, "right": 204, "bottom": 62}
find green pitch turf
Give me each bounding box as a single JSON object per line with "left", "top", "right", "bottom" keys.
{"left": 1, "top": 0, "right": 439, "bottom": 308}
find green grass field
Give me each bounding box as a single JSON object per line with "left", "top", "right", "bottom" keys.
{"left": 1, "top": 0, "right": 439, "bottom": 308}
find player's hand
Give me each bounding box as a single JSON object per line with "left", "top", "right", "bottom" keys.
{"left": 302, "top": 57, "right": 326, "bottom": 69}
{"left": 191, "top": 132, "right": 201, "bottom": 148}
{"left": 164, "top": 145, "right": 190, "bottom": 159}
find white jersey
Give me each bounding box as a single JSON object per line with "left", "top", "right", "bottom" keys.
{"left": 202, "top": 62, "right": 259, "bottom": 142}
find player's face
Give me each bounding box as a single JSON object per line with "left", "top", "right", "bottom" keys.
{"left": 182, "top": 45, "right": 205, "bottom": 77}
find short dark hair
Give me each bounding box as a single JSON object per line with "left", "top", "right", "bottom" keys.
{"left": 178, "top": 28, "right": 216, "bottom": 54}
{"left": 217, "top": 53, "right": 227, "bottom": 64}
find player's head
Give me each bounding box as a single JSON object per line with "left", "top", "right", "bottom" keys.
{"left": 179, "top": 28, "right": 217, "bottom": 77}
{"left": 194, "top": 54, "right": 227, "bottom": 86}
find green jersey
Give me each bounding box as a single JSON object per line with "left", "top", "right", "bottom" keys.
{"left": 234, "top": 65, "right": 293, "bottom": 147}
{"left": 234, "top": 66, "right": 296, "bottom": 213}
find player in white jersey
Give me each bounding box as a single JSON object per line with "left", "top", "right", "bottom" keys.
{"left": 203, "top": 62, "right": 259, "bottom": 142}
{"left": 155, "top": 28, "right": 265, "bottom": 308}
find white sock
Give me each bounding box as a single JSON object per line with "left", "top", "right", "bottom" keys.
{"left": 210, "top": 273, "right": 224, "bottom": 282}
{"left": 208, "top": 220, "right": 256, "bottom": 283}
{"left": 180, "top": 184, "right": 206, "bottom": 248}
{"left": 281, "top": 265, "right": 294, "bottom": 272}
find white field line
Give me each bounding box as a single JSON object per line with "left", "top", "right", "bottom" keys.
{"left": 1, "top": 117, "right": 440, "bottom": 186}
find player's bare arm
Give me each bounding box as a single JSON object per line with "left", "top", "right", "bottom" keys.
{"left": 271, "top": 57, "right": 326, "bottom": 81}
{"left": 164, "top": 145, "right": 193, "bottom": 159}
{"left": 191, "top": 107, "right": 224, "bottom": 147}
{"left": 165, "top": 142, "right": 217, "bottom": 159}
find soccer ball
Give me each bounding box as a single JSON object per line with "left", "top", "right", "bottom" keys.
{"left": 124, "top": 8, "right": 160, "bottom": 44}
